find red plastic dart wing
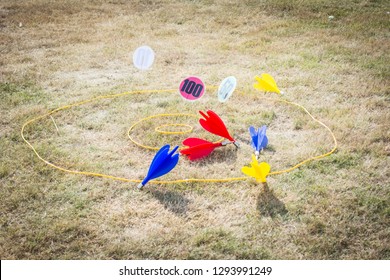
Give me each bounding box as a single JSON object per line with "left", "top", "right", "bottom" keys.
{"left": 181, "top": 137, "right": 222, "bottom": 161}
{"left": 199, "top": 110, "right": 235, "bottom": 142}
{"left": 182, "top": 138, "right": 211, "bottom": 147}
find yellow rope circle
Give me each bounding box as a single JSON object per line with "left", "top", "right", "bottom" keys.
{"left": 127, "top": 113, "right": 198, "bottom": 151}
{"left": 21, "top": 88, "right": 338, "bottom": 185}
{"left": 155, "top": 123, "right": 193, "bottom": 135}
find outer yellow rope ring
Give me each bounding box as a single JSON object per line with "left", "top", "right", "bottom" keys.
{"left": 21, "top": 88, "right": 338, "bottom": 185}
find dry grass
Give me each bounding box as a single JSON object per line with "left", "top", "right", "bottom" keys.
{"left": 0, "top": 0, "right": 389, "bottom": 259}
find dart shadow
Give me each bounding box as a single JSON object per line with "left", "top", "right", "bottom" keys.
{"left": 234, "top": 135, "right": 250, "bottom": 146}
{"left": 191, "top": 146, "right": 239, "bottom": 166}
{"left": 257, "top": 183, "right": 287, "bottom": 217}
{"left": 149, "top": 189, "right": 190, "bottom": 216}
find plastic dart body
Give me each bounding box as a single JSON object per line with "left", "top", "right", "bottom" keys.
{"left": 241, "top": 155, "right": 271, "bottom": 183}
{"left": 199, "top": 110, "right": 239, "bottom": 147}
{"left": 138, "top": 145, "right": 179, "bottom": 189}
{"left": 253, "top": 73, "right": 282, "bottom": 95}
{"left": 180, "top": 138, "right": 224, "bottom": 161}
{"left": 249, "top": 125, "right": 268, "bottom": 159}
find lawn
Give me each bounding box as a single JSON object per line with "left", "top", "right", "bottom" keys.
{"left": 0, "top": 0, "right": 389, "bottom": 259}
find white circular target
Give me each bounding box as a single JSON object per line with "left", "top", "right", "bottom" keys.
{"left": 133, "top": 45, "right": 155, "bottom": 70}
{"left": 218, "top": 76, "right": 237, "bottom": 102}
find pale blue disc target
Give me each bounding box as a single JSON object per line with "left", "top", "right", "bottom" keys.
{"left": 218, "top": 76, "right": 237, "bottom": 102}
{"left": 133, "top": 45, "right": 155, "bottom": 70}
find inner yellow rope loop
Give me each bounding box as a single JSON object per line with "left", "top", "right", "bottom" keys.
{"left": 155, "top": 123, "right": 193, "bottom": 135}
{"left": 127, "top": 113, "right": 198, "bottom": 151}
{"left": 21, "top": 88, "right": 338, "bottom": 185}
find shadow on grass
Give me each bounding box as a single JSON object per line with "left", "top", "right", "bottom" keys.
{"left": 186, "top": 146, "right": 239, "bottom": 167}
{"left": 257, "top": 183, "right": 287, "bottom": 217}
{"left": 149, "top": 189, "right": 190, "bottom": 216}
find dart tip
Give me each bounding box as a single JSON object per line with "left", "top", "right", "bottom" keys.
{"left": 233, "top": 141, "right": 240, "bottom": 148}
{"left": 137, "top": 183, "right": 144, "bottom": 189}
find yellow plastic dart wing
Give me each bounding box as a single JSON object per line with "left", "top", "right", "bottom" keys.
{"left": 241, "top": 155, "right": 271, "bottom": 183}
{"left": 253, "top": 73, "right": 281, "bottom": 94}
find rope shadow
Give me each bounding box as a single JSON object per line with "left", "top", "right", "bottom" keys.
{"left": 257, "top": 183, "right": 287, "bottom": 217}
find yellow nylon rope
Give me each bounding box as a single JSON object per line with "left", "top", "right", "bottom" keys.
{"left": 155, "top": 123, "right": 193, "bottom": 135}
{"left": 21, "top": 88, "right": 337, "bottom": 185}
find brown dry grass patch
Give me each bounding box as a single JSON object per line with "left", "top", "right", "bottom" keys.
{"left": 0, "top": 0, "right": 389, "bottom": 259}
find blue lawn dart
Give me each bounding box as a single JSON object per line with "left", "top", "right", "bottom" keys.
{"left": 249, "top": 125, "right": 268, "bottom": 159}
{"left": 138, "top": 145, "right": 180, "bottom": 189}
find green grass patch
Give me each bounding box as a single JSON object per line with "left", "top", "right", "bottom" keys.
{"left": 0, "top": 82, "right": 45, "bottom": 107}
